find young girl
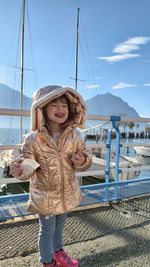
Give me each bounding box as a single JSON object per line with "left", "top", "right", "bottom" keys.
{"left": 12, "top": 85, "right": 92, "bottom": 267}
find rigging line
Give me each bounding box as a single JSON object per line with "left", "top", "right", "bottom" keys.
{"left": 79, "top": 38, "right": 93, "bottom": 85}
{"left": 7, "top": 64, "right": 35, "bottom": 71}
{"left": 5, "top": 3, "right": 21, "bottom": 138}
{"left": 68, "top": 35, "right": 76, "bottom": 82}
{"left": 111, "top": 151, "right": 136, "bottom": 163}
{"left": 11, "top": 9, "right": 22, "bottom": 107}
{"left": 80, "top": 16, "right": 96, "bottom": 85}
{"left": 69, "top": 77, "right": 85, "bottom": 82}
{"left": 6, "top": 2, "right": 22, "bottom": 68}
{"left": 8, "top": 5, "right": 23, "bottom": 140}
{"left": 69, "top": 28, "right": 86, "bottom": 83}
{"left": 26, "top": 1, "right": 38, "bottom": 91}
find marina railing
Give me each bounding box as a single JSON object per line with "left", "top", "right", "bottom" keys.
{"left": 0, "top": 110, "right": 150, "bottom": 208}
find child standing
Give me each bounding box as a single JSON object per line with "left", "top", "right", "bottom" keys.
{"left": 12, "top": 85, "right": 92, "bottom": 267}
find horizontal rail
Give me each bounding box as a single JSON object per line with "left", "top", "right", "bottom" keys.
{"left": 0, "top": 142, "right": 150, "bottom": 151}
{"left": 87, "top": 115, "right": 150, "bottom": 123}
{"left": 87, "top": 143, "right": 150, "bottom": 148}
{"left": 0, "top": 108, "right": 150, "bottom": 123}
{"left": 1, "top": 165, "right": 150, "bottom": 185}
{"left": 0, "top": 144, "right": 22, "bottom": 150}
{"left": 78, "top": 165, "right": 150, "bottom": 177}
{"left": 87, "top": 142, "right": 150, "bottom": 150}
{"left": 0, "top": 108, "right": 30, "bottom": 116}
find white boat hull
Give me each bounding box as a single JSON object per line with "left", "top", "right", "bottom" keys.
{"left": 134, "top": 146, "right": 150, "bottom": 157}
{"left": 134, "top": 146, "right": 150, "bottom": 165}
{"left": 92, "top": 156, "right": 141, "bottom": 180}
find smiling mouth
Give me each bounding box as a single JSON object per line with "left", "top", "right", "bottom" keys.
{"left": 55, "top": 113, "right": 65, "bottom": 118}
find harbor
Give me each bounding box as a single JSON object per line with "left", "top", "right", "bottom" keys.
{"left": 0, "top": 115, "right": 150, "bottom": 222}
{"left": 0, "top": 89, "right": 150, "bottom": 267}
{"left": 0, "top": 1, "right": 150, "bottom": 266}
{"left": 0, "top": 111, "right": 150, "bottom": 267}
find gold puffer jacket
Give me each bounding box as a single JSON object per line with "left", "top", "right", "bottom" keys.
{"left": 17, "top": 85, "right": 92, "bottom": 215}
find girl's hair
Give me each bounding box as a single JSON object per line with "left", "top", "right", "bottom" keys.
{"left": 43, "top": 94, "right": 75, "bottom": 134}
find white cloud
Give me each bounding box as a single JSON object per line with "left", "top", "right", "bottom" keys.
{"left": 86, "top": 84, "right": 99, "bottom": 89}
{"left": 125, "top": 36, "right": 150, "bottom": 45}
{"left": 98, "top": 53, "right": 139, "bottom": 63}
{"left": 114, "top": 36, "right": 150, "bottom": 54}
{"left": 144, "top": 83, "right": 150, "bottom": 87}
{"left": 113, "top": 44, "right": 139, "bottom": 54}
{"left": 113, "top": 82, "right": 137, "bottom": 89}
{"left": 97, "top": 36, "right": 150, "bottom": 63}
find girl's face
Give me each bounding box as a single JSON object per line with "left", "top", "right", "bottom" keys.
{"left": 45, "top": 96, "right": 69, "bottom": 126}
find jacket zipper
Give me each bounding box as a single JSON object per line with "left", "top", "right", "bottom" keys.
{"left": 57, "top": 144, "right": 65, "bottom": 211}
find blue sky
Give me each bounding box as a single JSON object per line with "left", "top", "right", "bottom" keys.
{"left": 0, "top": 0, "right": 150, "bottom": 117}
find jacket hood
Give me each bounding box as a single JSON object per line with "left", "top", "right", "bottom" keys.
{"left": 31, "top": 85, "right": 87, "bottom": 131}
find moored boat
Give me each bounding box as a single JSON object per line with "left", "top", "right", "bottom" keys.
{"left": 134, "top": 145, "right": 150, "bottom": 165}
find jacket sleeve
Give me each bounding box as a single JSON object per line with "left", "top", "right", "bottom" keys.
{"left": 13, "top": 133, "right": 36, "bottom": 181}
{"left": 73, "top": 130, "right": 92, "bottom": 171}
{"left": 19, "top": 133, "right": 36, "bottom": 161}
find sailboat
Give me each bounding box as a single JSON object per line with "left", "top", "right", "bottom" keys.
{"left": 0, "top": 5, "right": 82, "bottom": 194}
{"left": 0, "top": 4, "right": 141, "bottom": 192}
{"left": 72, "top": 8, "right": 141, "bottom": 182}
{"left": 0, "top": 0, "right": 30, "bottom": 194}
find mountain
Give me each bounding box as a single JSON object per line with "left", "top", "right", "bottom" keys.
{"left": 85, "top": 93, "right": 140, "bottom": 118}
{"left": 0, "top": 84, "right": 140, "bottom": 124}
{"left": 0, "top": 83, "right": 31, "bottom": 129}
{"left": 0, "top": 83, "right": 31, "bottom": 109}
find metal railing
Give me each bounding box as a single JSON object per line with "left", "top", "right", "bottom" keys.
{"left": 0, "top": 110, "right": 150, "bottom": 215}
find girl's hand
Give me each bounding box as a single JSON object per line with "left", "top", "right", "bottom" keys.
{"left": 71, "top": 151, "right": 86, "bottom": 167}
{"left": 11, "top": 161, "right": 23, "bottom": 177}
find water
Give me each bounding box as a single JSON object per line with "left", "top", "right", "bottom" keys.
{"left": 0, "top": 128, "right": 27, "bottom": 145}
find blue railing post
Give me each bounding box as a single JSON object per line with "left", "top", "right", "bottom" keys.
{"left": 105, "top": 116, "right": 121, "bottom": 200}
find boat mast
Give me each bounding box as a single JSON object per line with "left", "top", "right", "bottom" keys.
{"left": 20, "top": 0, "right": 25, "bottom": 143}
{"left": 75, "top": 7, "right": 80, "bottom": 91}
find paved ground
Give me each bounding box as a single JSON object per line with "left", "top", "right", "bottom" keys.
{"left": 0, "top": 196, "right": 150, "bottom": 267}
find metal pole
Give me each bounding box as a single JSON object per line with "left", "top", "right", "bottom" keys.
{"left": 20, "top": 0, "right": 25, "bottom": 143}
{"left": 105, "top": 116, "right": 121, "bottom": 200}
{"left": 75, "top": 7, "right": 80, "bottom": 91}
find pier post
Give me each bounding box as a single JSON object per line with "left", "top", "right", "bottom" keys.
{"left": 105, "top": 116, "right": 121, "bottom": 200}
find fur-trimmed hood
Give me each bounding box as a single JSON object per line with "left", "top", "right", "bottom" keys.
{"left": 31, "top": 85, "right": 87, "bottom": 131}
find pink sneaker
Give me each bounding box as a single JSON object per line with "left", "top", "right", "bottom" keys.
{"left": 43, "top": 259, "right": 57, "bottom": 267}
{"left": 54, "top": 249, "right": 79, "bottom": 267}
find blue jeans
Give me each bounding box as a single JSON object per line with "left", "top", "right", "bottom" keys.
{"left": 38, "top": 213, "right": 67, "bottom": 263}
